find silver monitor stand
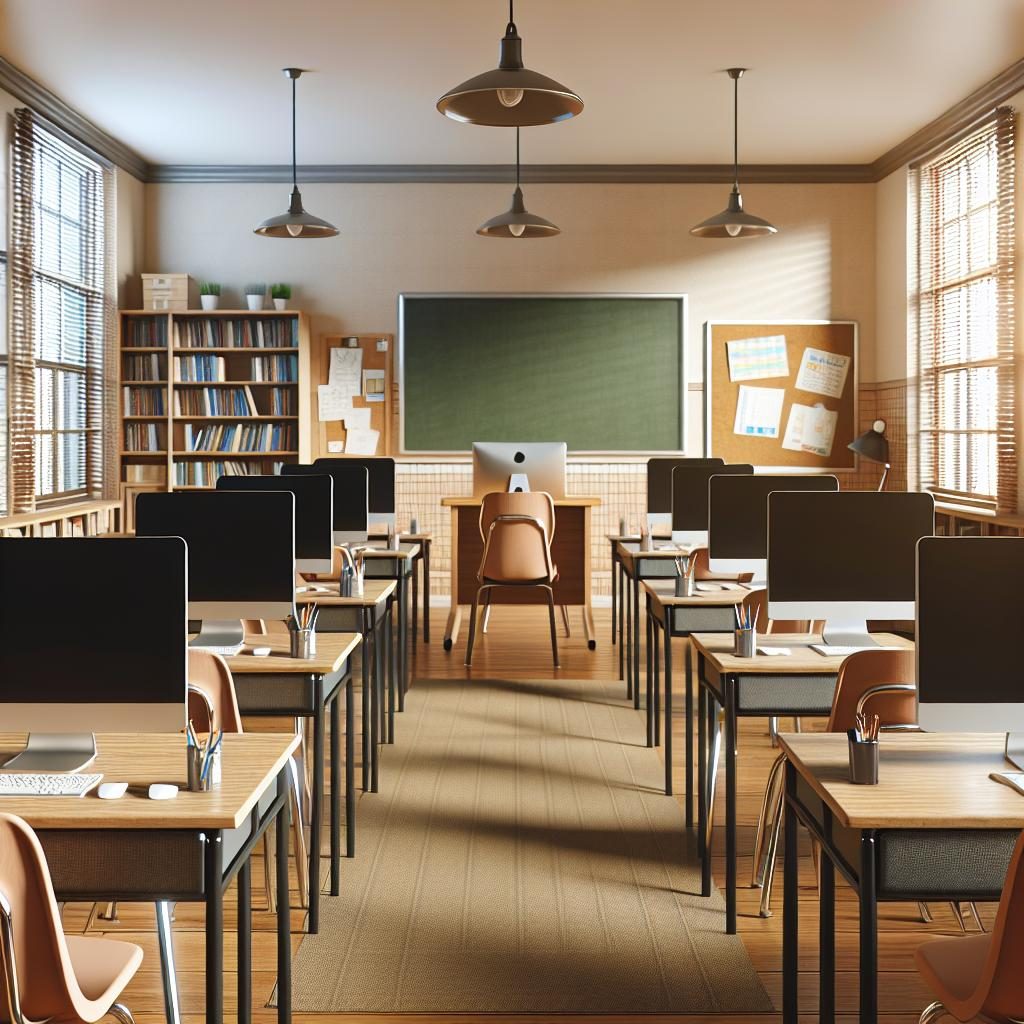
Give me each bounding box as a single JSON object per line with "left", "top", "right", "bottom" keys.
{"left": 820, "top": 616, "right": 878, "bottom": 648}
{"left": 1006, "top": 735, "right": 1024, "bottom": 771}
{"left": 188, "top": 619, "right": 245, "bottom": 649}
{"left": 508, "top": 473, "right": 530, "bottom": 493}
{"left": 4, "top": 732, "right": 97, "bottom": 773}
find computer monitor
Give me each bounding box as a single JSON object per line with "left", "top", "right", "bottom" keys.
{"left": 0, "top": 537, "right": 187, "bottom": 771}
{"left": 135, "top": 490, "right": 295, "bottom": 648}
{"left": 670, "top": 463, "right": 753, "bottom": 546}
{"left": 708, "top": 473, "right": 839, "bottom": 580}
{"left": 283, "top": 462, "right": 369, "bottom": 544}
{"left": 313, "top": 457, "right": 395, "bottom": 532}
{"left": 768, "top": 490, "right": 934, "bottom": 647}
{"left": 917, "top": 537, "right": 1024, "bottom": 765}
{"left": 216, "top": 472, "right": 334, "bottom": 574}
{"left": 646, "top": 457, "right": 723, "bottom": 536}
{"left": 472, "top": 442, "right": 567, "bottom": 498}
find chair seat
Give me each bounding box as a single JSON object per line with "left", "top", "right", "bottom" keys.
{"left": 481, "top": 564, "right": 559, "bottom": 586}
{"left": 64, "top": 934, "right": 144, "bottom": 1018}
{"left": 914, "top": 933, "right": 990, "bottom": 1020}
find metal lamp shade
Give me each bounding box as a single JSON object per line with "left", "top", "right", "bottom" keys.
{"left": 255, "top": 187, "right": 338, "bottom": 239}
{"left": 848, "top": 425, "right": 890, "bottom": 465}
{"left": 690, "top": 189, "right": 777, "bottom": 238}
{"left": 477, "top": 186, "right": 560, "bottom": 238}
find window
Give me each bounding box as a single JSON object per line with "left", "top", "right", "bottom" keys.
{"left": 912, "top": 109, "right": 1016, "bottom": 512}
{"left": 7, "top": 108, "right": 109, "bottom": 512}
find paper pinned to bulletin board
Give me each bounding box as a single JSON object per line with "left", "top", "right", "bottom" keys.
{"left": 704, "top": 321, "right": 857, "bottom": 471}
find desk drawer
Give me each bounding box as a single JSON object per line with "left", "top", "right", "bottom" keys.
{"left": 666, "top": 606, "right": 737, "bottom": 635}
{"left": 736, "top": 673, "right": 836, "bottom": 714}
{"left": 878, "top": 830, "right": 1018, "bottom": 898}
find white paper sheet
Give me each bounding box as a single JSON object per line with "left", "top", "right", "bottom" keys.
{"left": 344, "top": 427, "right": 379, "bottom": 455}
{"left": 733, "top": 385, "right": 785, "bottom": 438}
{"left": 782, "top": 402, "right": 838, "bottom": 457}
{"left": 317, "top": 384, "right": 354, "bottom": 422}
{"left": 362, "top": 368, "right": 386, "bottom": 402}
{"left": 328, "top": 346, "right": 363, "bottom": 395}
{"left": 343, "top": 407, "right": 372, "bottom": 430}
{"left": 726, "top": 335, "right": 789, "bottom": 382}
{"left": 795, "top": 347, "right": 850, "bottom": 399}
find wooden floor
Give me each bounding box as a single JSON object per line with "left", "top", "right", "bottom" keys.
{"left": 79, "top": 605, "right": 986, "bottom": 1022}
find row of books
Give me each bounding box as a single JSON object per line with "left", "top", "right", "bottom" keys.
{"left": 123, "top": 423, "right": 164, "bottom": 452}
{"left": 173, "top": 318, "right": 298, "bottom": 349}
{"left": 183, "top": 422, "right": 296, "bottom": 453}
{"left": 251, "top": 355, "right": 299, "bottom": 382}
{"left": 173, "top": 460, "right": 286, "bottom": 487}
{"left": 172, "top": 354, "right": 298, "bottom": 382}
{"left": 123, "top": 316, "right": 169, "bottom": 348}
{"left": 123, "top": 386, "right": 166, "bottom": 415}
{"left": 123, "top": 353, "right": 164, "bottom": 381}
{"left": 175, "top": 386, "right": 258, "bottom": 417}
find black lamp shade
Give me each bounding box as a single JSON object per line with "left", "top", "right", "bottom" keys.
{"left": 848, "top": 425, "right": 890, "bottom": 465}
{"left": 477, "top": 186, "right": 560, "bottom": 238}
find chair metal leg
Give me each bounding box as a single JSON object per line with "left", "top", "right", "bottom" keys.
{"left": 560, "top": 604, "right": 571, "bottom": 637}
{"left": 465, "top": 587, "right": 483, "bottom": 666}
{"left": 794, "top": 716, "right": 802, "bottom": 733}
{"left": 543, "top": 586, "right": 560, "bottom": 668}
{"left": 918, "top": 901, "right": 933, "bottom": 923}
{"left": 759, "top": 782, "right": 787, "bottom": 917}
{"left": 705, "top": 708, "right": 723, "bottom": 850}
{"left": 481, "top": 590, "right": 492, "bottom": 634}
{"left": 768, "top": 716, "right": 779, "bottom": 747}
{"left": 108, "top": 1004, "right": 138, "bottom": 1024}
{"left": 949, "top": 901, "right": 968, "bottom": 932}
{"left": 288, "top": 756, "right": 310, "bottom": 909}
{"left": 263, "top": 835, "right": 276, "bottom": 912}
{"left": 919, "top": 1001, "right": 948, "bottom": 1024}
{"left": 155, "top": 900, "right": 181, "bottom": 1024}
{"left": 966, "top": 901, "right": 985, "bottom": 932}
{"left": 751, "top": 753, "right": 787, "bottom": 887}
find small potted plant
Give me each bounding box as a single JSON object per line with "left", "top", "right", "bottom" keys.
{"left": 199, "top": 282, "right": 221, "bottom": 311}
{"left": 244, "top": 283, "right": 266, "bottom": 312}
{"left": 271, "top": 283, "right": 292, "bottom": 310}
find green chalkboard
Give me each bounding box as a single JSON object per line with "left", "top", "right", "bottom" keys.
{"left": 399, "top": 295, "right": 686, "bottom": 452}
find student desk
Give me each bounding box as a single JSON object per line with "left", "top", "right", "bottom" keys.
{"left": 442, "top": 496, "right": 601, "bottom": 652}
{"left": 0, "top": 731, "right": 298, "bottom": 1024}
{"left": 371, "top": 531, "right": 432, "bottom": 644}
{"left": 360, "top": 543, "right": 417, "bottom": 708}
{"left": 607, "top": 532, "right": 641, "bottom": 647}
{"left": 643, "top": 581, "right": 745, "bottom": 810}
{"left": 779, "top": 732, "right": 1022, "bottom": 1024}
{"left": 297, "top": 580, "right": 396, "bottom": 793}
{"left": 222, "top": 632, "right": 360, "bottom": 935}
{"left": 690, "top": 631, "right": 914, "bottom": 935}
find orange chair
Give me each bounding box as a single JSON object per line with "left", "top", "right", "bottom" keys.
{"left": 915, "top": 828, "right": 1024, "bottom": 1023}
{"left": 0, "top": 813, "right": 142, "bottom": 1024}
{"left": 465, "top": 491, "right": 560, "bottom": 668}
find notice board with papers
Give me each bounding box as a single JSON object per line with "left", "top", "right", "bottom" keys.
{"left": 704, "top": 320, "right": 858, "bottom": 471}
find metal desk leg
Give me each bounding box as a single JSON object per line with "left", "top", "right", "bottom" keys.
{"left": 155, "top": 901, "right": 181, "bottom": 1024}
{"left": 697, "top": 668, "right": 706, "bottom": 864}
{"left": 310, "top": 674, "right": 325, "bottom": 933}
{"left": 725, "top": 674, "right": 737, "bottom": 934}
{"left": 375, "top": 611, "right": 387, "bottom": 750}
{"left": 330, "top": 686, "right": 341, "bottom": 894}
{"left": 783, "top": 761, "right": 799, "bottom": 1024}
{"left": 701, "top": 685, "right": 714, "bottom": 898}
{"left": 645, "top": 599, "right": 654, "bottom": 748}
{"left": 685, "top": 644, "right": 694, "bottom": 831}
{"left": 664, "top": 607, "right": 673, "bottom": 796}
{"left": 237, "top": 858, "right": 251, "bottom": 1024}
{"left": 624, "top": 565, "right": 632, "bottom": 698}
{"left": 860, "top": 832, "right": 879, "bottom": 1024}
{"left": 361, "top": 615, "right": 371, "bottom": 791}
{"left": 412, "top": 551, "right": 419, "bottom": 648}
{"left": 387, "top": 596, "right": 396, "bottom": 742}
{"left": 618, "top": 562, "right": 626, "bottom": 682}
{"left": 820, "top": 806, "right": 836, "bottom": 1024}
{"left": 205, "top": 833, "right": 224, "bottom": 1024}
{"left": 653, "top": 615, "right": 661, "bottom": 748}
{"left": 370, "top": 609, "right": 380, "bottom": 794}
{"left": 632, "top": 572, "right": 641, "bottom": 710}
{"left": 423, "top": 539, "right": 431, "bottom": 643}
{"left": 443, "top": 605, "right": 462, "bottom": 652}
{"left": 276, "top": 771, "right": 292, "bottom": 1024}
{"left": 611, "top": 542, "right": 617, "bottom": 645}
{"left": 346, "top": 678, "right": 355, "bottom": 859}
{"left": 399, "top": 570, "right": 409, "bottom": 707}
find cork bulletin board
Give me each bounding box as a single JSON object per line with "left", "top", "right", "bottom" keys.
{"left": 704, "top": 321, "right": 858, "bottom": 471}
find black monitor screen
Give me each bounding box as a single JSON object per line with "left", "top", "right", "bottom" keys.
{"left": 314, "top": 457, "right": 394, "bottom": 516}
{"left": 0, "top": 537, "right": 187, "bottom": 704}
{"left": 135, "top": 490, "right": 294, "bottom": 602}
{"left": 284, "top": 463, "right": 368, "bottom": 531}
{"left": 647, "top": 458, "right": 723, "bottom": 514}
{"left": 768, "top": 491, "right": 934, "bottom": 603}
{"left": 709, "top": 474, "right": 839, "bottom": 559}
{"left": 216, "top": 473, "right": 332, "bottom": 562}
{"left": 672, "top": 463, "right": 752, "bottom": 530}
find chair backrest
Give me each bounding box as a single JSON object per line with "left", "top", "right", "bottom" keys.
{"left": 826, "top": 648, "right": 916, "bottom": 733}
{"left": 692, "top": 547, "right": 753, "bottom": 584}
{"left": 187, "top": 649, "right": 244, "bottom": 735}
{"left": 477, "top": 491, "right": 556, "bottom": 584}
{"left": 976, "top": 828, "right": 1024, "bottom": 1020}
{"left": 738, "top": 588, "right": 812, "bottom": 634}
{"left": 0, "top": 813, "right": 84, "bottom": 1022}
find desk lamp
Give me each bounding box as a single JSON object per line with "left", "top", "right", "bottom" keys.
{"left": 848, "top": 419, "right": 891, "bottom": 491}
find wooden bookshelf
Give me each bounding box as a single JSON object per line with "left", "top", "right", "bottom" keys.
{"left": 118, "top": 309, "right": 312, "bottom": 495}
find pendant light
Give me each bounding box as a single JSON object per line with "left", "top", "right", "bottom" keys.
{"left": 690, "top": 68, "right": 777, "bottom": 239}
{"left": 437, "top": 0, "right": 583, "bottom": 127}
{"left": 254, "top": 68, "right": 338, "bottom": 239}
{"left": 477, "top": 128, "right": 559, "bottom": 237}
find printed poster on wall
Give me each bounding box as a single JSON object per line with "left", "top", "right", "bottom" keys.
{"left": 795, "top": 347, "right": 850, "bottom": 399}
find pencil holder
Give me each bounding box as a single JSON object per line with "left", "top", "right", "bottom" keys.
{"left": 187, "top": 746, "right": 221, "bottom": 792}
{"left": 340, "top": 569, "right": 352, "bottom": 597}
{"left": 387, "top": 527, "right": 397, "bottom": 550}
{"left": 848, "top": 737, "right": 879, "bottom": 785}
{"left": 733, "top": 627, "right": 756, "bottom": 658}
{"left": 410, "top": 515, "right": 419, "bottom": 535}
{"left": 619, "top": 517, "right": 627, "bottom": 536}
{"left": 353, "top": 568, "right": 364, "bottom": 597}
{"left": 641, "top": 531, "right": 653, "bottom": 552}
{"left": 675, "top": 574, "right": 695, "bottom": 597}
{"left": 290, "top": 627, "right": 316, "bottom": 659}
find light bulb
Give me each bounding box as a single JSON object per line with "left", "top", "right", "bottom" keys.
{"left": 497, "top": 88, "right": 524, "bottom": 108}
{"left": 509, "top": 223, "right": 526, "bottom": 237}
{"left": 286, "top": 223, "right": 303, "bottom": 237}
{"left": 725, "top": 223, "right": 742, "bottom": 237}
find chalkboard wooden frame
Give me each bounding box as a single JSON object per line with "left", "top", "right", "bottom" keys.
{"left": 397, "top": 293, "right": 688, "bottom": 455}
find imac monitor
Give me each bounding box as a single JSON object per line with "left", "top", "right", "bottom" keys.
{"left": 647, "top": 457, "right": 723, "bottom": 537}
{"left": 314, "top": 458, "right": 395, "bottom": 532}
{"left": 283, "top": 462, "right": 369, "bottom": 544}
{"left": 670, "top": 463, "right": 753, "bottom": 546}
{"left": 917, "top": 537, "right": 1024, "bottom": 764}
{"left": 216, "top": 473, "right": 334, "bottom": 574}
{"left": 0, "top": 537, "right": 187, "bottom": 771}
{"left": 136, "top": 490, "right": 295, "bottom": 648}
{"left": 472, "top": 442, "right": 567, "bottom": 498}
{"left": 708, "top": 474, "right": 839, "bottom": 580}
{"left": 768, "top": 490, "right": 934, "bottom": 648}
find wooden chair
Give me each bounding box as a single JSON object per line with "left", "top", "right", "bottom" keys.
{"left": 465, "top": 491, "right": 560, "bottom": 668}
{"left": 0, "top": 813, "right": 142, "bottom": 1024}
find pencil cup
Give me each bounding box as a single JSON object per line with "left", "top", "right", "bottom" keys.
{"left": 641, "top": 531, "right": 653, "bottom": 552}
{"left": 848, "top": 737, "right": 879, "bottom": 785}
{"left": 387, "top": 527, "right": 397, "bottom": 549}
{"left": 734, "top": 627, "right": 756, "bottom": 658}
{"left": 353, "top": 568, "right": 364, "bottom": 597}
{"left": 290, "top": 627, "right": 316, "bottom": 659}
{"left": 410, "top": 515, "right": 419, "bottom": 535}
{"left": 340, "top": 569, "right": 352, "bottom": 597}
{"left": 619, "top": 517, "right": 627, "bottom": 537}
{"left": 187, "top": 746, "right": 221, "bottom": 792}
{"left": 675, "top": 574, "right": 695, "bottom": 598}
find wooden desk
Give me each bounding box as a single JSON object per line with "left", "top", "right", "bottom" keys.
{"left": 442, "top": 496, "right": 601, "bottom": 652}
{"left": 0, "top": 731, "right": 298, "bottom": 1024}
{"left": 298, "top": 580, "right": 396, "bottom": 791}
{"left": 221, "top": 632, "right": 360, "bottom": 934}
{"left": 360, "top": 543, "right": 418, "bottom": 707}
{"left": 607, "top": 532, "right": 641, "bottom": 649}
{"left": 779, "top": 732, "right": 1023, "bottom": 1024}
{"left": 690, "top": 631, "right": 914, "bottom": 935}
{"left": 371, "top": 531, "right": 432, "bottom": 643}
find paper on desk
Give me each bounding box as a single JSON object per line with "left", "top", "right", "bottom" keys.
{"left": 733, "top": 385, "right": 785, "bottom": 438}
{"left": 726, "top": 335, "right": 789, "bottom": 382}
{"left": 795, "top": 347, "right": 850, "bottom": 399}
{"left": 758, "top": 646, "right": 791, "bottom": 656}
{"left": 782, "top": 402, "right": 837, "bottom": 457}
{"left": 343, "top": 407, "right": 372, "bottom": 430}
{"left": 344, "top": 427, "right": 379, "bottom": 455}
{"left": 328, "top": 346, "right": 363, "bottom": 395}
{"left": 318, "top": 384, "right": 354, "bottom": 421}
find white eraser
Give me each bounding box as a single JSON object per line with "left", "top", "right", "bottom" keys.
{"left": 251, "top": 646, "right": 272, "bottom": 657}
{"left": 148, "top": 783, "right": 178, "bottom": 800}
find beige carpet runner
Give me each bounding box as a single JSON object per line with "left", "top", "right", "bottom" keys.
{"left": 288, "top": 675, "right": 772, "bottom": 1013}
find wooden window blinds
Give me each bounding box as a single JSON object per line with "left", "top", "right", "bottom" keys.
{"left": 912, "top": 108, "right": 1017, "bottom": 513}
{"left": 8, "top": 108, "right": 113, "bottom": 514}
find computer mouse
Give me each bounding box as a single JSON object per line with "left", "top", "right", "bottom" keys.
{"left": 251, "top": 646, "right": 272, "bottom": 657}
{"left": 97, "top": 782, "right": 128, "bottom": 800}
{"left": 148, "top": 783, "right": 178, "bottom": 800}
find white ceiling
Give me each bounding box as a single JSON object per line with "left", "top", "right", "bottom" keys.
{"left": 2, "top": 0, "right": 1023, "bottom": 168}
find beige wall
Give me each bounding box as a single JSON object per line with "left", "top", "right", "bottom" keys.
{"left": 873, "top": 167, "right": 909, "bottom": 384}
{"left": 115, "top": 167, "right": 146, "bottom": 308}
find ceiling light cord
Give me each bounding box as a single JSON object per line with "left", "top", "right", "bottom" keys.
{"left": 732, "top": 72, "right": 739, "bottom": 192}
{"left": 515, "top": 126, "right": 520, "bottom": 189}
{"left": 291, "top": 74, "right": 298, "bottom": 191}
{"left": 508, "top": 0, "right": 514, "bottom": 30}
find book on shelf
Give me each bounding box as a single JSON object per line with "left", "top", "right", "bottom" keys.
{"left": 174, "top": 385, "right": 257, "bottom": 417}
{"left": 123, "top": 422, "right": 163, "bottom": 452}
{"left": 122, "top": 316, "right": 168, "bottom": 348}
{"left": 184, "top": 422, "right": 296, "bottom": 453}
{"left": 174, "top": 460, "right": 286, "bottom": 487}
{"left": 174, "top": 354, "right": 227, "bottom": 382}
{"left": 123, "top": 386, "right": 166, "bottom": 415}
{"left": 122, "top": 353, "right": 164, "bottom": 381}
{"left": 173, "top": 317, "right": 299, "bottom": 349}
{"left": 268, "top": 387, "right": 296, "bottom": 415}
{"left": 251, "top": 354, "right": 297, "bottom": 382}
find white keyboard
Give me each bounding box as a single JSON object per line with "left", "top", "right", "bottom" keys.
{"left": 810, "top": 644, "right": 902, "bottom": 657}
{"left": 0, "top": 773, "right": 103, "bottom": 797}
{"left": 191, "top": 643, "right": 245, "bottom": 657}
